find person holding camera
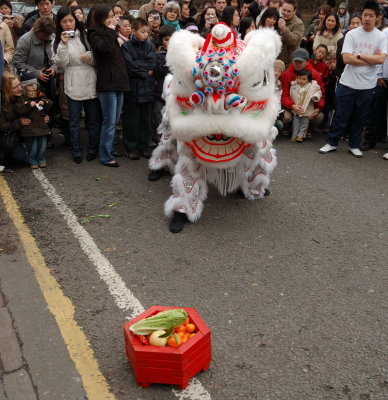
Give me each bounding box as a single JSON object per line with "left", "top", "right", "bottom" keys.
{"left": 0, "top": 0, "right": 24, "bottom": 46}
{"left": 147, "top": 9, "right": 162, "bottom": 46}
{"left": 52, "top": 6, "right": 101, "bottom": 164}
{"left": 198, "top": 6, "right": 219, "bottom": 38}
{"left": 14, "top": 17, "right": 57, "bottom": 100}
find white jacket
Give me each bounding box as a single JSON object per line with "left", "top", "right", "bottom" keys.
{"left": 51, "top": 30, "right": 97, "bottom": 101}
{"left": 290, "top": 80, "right": 322, "bottom": 117}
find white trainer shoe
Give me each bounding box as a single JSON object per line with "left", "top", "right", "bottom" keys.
{"left": 348, "top": 147, "right": 363, "bottom": 158}
{"left": 319, "top": 144, "right": 337, "bottom": 154}
{"left": 383, "top": 152, "right": 388, "bottom": 160}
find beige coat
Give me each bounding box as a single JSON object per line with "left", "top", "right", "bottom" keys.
{"left": 0, "top": 21, "right": 15, "bottom": 65}
{"left": 290, "top": 80, "right": 322, "bottom": 117}
{"left": 278, "top": 15, "right": 304, "bottom": 68}
{"left": 138, "top": 0, "right": 155, "bottom": 20}
{"left": 313, "top": 30, "right": 343, "bottom": 57}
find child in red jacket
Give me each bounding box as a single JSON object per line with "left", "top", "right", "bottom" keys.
{"left": 308, "top": 44, "right": 329, "bottom": 86}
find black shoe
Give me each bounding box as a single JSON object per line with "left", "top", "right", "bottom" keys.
{"left": 86, "top": 153, "right": 97, "bottom": 161}
{"left": 73, "top": 156, "right": 83, "bottom": 164}
{"left": 264, "top": 188, "right": 270, "bottom": 196}
{"left": 140, "top": 148, "right": 153, "bottom": 159}
{"left": 103, "top": 160, "right": 120, "bottom": 168}
{"left": 125, "top": 150, "right": 141, "bottom": 160}
{"left": 169, "top": 212, "right": 187, "bottom": 233}
{"left": 148, "top": 169, "right": 165, "bottom": 181}
{"left": 360, "top": 142, "right": 375, "bottom": 151}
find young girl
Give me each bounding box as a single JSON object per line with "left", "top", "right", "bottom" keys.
{"left": 15, "top": 73, "right": 52, "bottom": 168}
{"left": 162, "top": 2, "right": 181, "bottom": 31}
{"left": 198, "top": 6, "right": 219, "bottom": 38}
{"left": 88, "top": 4, "right": 130, "bottom": 167}
{"left": 313, "top": 12, "right": 343, "bottom": 58}
{"left": 337, "top": 2, "right": 349, "bottom": 32}
{"left": 147, "top": 10, "right": 162, "bottom": 45}
{"left": 221, "top": 6, "right": 240, "bottom": 35}
{"left": 72, "top": 7, "right": 85, "bottom": 24}
{"left": 52, "top": 6, "right": 101, "bottom": 164}
{"left": 290, "top": 69, "right": 321, "bottom": 142}
{"left": 117, "top": 15, "right": 133, "bottom": 46}
{"left": 238, "top": 17, "right": 255, "bottom": 40}
{"left": 257, "top": 7, "right": 280, "bottom": 32}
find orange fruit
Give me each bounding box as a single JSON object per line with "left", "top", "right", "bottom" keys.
{"left": 189, "top": 333, "right": 196, "bottom": 338}
{"left": 186, "top": 323, "right": 196, "bottom": 333}
{"left": 167, "top": 335, "right": 180, "bottom": 347}
{"left": 183, "top": 317, "right": 190, "bottom": 325}
{"left": 181, "top": 335, "right": 189, "bottom": 344}
{"left": 176, "top": 325, "right": 186, "bottom": 333}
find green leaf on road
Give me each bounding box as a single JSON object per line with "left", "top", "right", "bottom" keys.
{"left": 81, "top": 214, "right": 110, "bottom": 223}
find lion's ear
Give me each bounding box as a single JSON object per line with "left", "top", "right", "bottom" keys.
{"left": 242, "top": 29, "right": 282, "bottom": 65}
{"left": 166, "top": 31, "right": 205, "bottom": 79}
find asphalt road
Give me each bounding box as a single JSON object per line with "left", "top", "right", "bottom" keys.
{"left": 1, "top": 132, "right": 388, "bottom": 400}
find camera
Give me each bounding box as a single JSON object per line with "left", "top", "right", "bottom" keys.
{"left": 65, "top": 30, "right": 75, "bottom": 38}
{"left": 36, "top": 103, "right": 43, "bottom": 111}
{"left": 209, "top": 16, "right": 215, "bottom": 24}
{"left": 153, "top": 15, "right": 160, "bottom": 20}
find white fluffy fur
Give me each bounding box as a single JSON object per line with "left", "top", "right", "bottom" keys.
{"left": 166, "top": 31, "right": 205, "bottom": 97}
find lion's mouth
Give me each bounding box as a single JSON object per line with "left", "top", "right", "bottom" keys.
{"left": 185, "top": 135, "right": 251, "bottom": 163}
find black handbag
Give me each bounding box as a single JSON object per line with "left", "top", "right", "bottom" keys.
{"left": 0, "top": 130, "right": 18, "bottom": 156}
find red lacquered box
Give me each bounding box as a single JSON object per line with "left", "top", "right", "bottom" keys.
{"left": 123, "top": 305, "right": 211, "bottom": 389}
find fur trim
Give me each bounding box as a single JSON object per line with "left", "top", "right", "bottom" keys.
{"left": 167, "top": 94, "right": 278, "bottom": 144}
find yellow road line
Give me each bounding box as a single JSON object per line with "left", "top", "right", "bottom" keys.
{"left": 0, "top": 175, "right": 115, "bottom": 400}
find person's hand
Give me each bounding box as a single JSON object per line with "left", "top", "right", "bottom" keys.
{"left": 80, "top": 53, "right": 91, "bottom": 64}
{"left": 3, "top": 17, "right": 14, "bottom": 28}
{"left": 38, "top": 100, "right": 45, "bottom": 106}
{"left": 38, "top": 69, "right": 50, "bottom": 82}
{"left": 20, "top": 118, "right": 32, "bottom": 126}
{"left": 148, "top": 70, "right": 154, "bottom": 75}
{"left": 45, "top": 67, "right": 56, "bottom": 77}
{"left": 44, "top": 115, "right": 50, "bottom": 123}
{"left": 278, "top": 18, "right": 286, "bottom": 32}
{"left": 308, "top": 108, "right": 319, "bottom": 119}
{"left": 61, "top": 31, "right": 69, "bottom": 45}
{"left": 291, "top": 104, "right": 303, "bottom": 115}
{"left": 377, "top": 78, "right": 387, "bottom": 87}
{"left": 111, "top": 15, "right": 120, "bottom": 26}
{"left": 30, "top": 101, "right": 37, "bottom": 107}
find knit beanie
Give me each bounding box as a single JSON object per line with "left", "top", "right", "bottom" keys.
{"left": 339, "top": 2, "right": 346, "bottom": 9}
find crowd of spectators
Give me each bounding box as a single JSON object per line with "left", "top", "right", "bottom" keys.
{"left": 0, "top": 0, "right": 387, "bottom": 173}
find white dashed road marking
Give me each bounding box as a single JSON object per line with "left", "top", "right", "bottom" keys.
{"left": 32, "top": 169, "right": 212, "bottom": 400}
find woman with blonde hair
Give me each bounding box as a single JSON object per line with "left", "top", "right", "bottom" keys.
{"left": 0, "top": 72, "right": 49, "bottom": 167}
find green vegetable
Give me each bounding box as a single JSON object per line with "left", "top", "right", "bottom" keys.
{"left": 130, "top": 309, "right": 188, "bottom": 335}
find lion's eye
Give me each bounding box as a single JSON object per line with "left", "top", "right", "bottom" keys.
{"left": 252, "top": 81, "right": 261, "bottom": 87}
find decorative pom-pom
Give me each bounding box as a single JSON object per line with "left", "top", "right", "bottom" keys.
{"left": 189, "top": 91, "right": 205, "bottom": 105}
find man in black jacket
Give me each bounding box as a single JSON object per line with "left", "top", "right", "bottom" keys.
{"left": 21, "top": 0, "right": 56, "bottom": 35}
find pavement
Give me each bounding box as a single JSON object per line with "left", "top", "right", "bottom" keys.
{"left": 0, "top": 198, "right": 87, "bottom": 400}
{"left": 0, "top": 132, "right": 387, "bottom": 400}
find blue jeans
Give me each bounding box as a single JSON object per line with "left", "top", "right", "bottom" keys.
{"left": 67, "top": 96, "right": 101, "bottom": 158}
{"left": 25, "top": 136, "right": 47, "bottom": 166}
{"left": 327, "top": 84, "right": 375, "bottom": 149}
{"left": 98, "top": 91, "right": 123, "bottom": 163}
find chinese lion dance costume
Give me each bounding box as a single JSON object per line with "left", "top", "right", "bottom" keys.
{"left": 149, "top": 24, "right": 282, "bottom": 232}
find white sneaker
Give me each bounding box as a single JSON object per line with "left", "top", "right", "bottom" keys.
{"left": 348, "top": 147, "right": 363, "bottom": 158}
{"left": 0, "top": 165, "right": 4, "bottom": 172}
{"left": 383, "top": 152, "right": 388, "bottom": 160}
{"left": 319, "top": 144, "right": 337, "bottom": 154}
